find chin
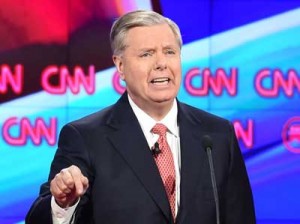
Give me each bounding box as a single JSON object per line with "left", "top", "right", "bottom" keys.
{"left": 149, "top": 91, "right": 177, "bottom": 103}
{"left": 153, "top": 96, "right": 175, "bottom": 104}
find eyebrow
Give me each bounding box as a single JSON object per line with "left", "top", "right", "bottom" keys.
{"left": 137, "top": 45, "right": 178, "bottom": 52}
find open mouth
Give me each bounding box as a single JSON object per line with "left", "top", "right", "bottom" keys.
{"left": 150, "top": 77, "right": 170, "bottom": 84}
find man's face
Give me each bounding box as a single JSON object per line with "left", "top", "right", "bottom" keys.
{"left": 113, "top": 23, "right": 182, "bottom": 112}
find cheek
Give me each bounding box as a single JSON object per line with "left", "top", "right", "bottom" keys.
{"left": 124, "top": 68, "right": 147, "bottom": 85}
{"left": 123, "top": 59, "right": 153, "bottom": 81}
{"left": 133, "top": 65, "right": 151, "bottom": 79}
{"left": 171, "top": 62, "right": 182, "bottom": 78}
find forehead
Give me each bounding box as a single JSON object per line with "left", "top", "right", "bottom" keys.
{"left": 124, "top": 24, "right": 178, "bottom": 49}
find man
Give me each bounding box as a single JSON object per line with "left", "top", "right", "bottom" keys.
{"left": 26, "top": 10, "right": 256, "bottom": 224}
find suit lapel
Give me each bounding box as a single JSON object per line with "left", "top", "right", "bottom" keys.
{"left": 106, "top": 93, "right": 172, "bottom": 222}
{"left": 176, "top": 102, "right": 207, "bottom": 224}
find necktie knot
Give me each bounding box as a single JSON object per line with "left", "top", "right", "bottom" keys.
{"left": 152, "top": 123, "right": 168, "bottom": 136}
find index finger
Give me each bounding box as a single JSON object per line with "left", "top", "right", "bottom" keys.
{"left": 68, "top": 165, "right": 88, "bottom": 196}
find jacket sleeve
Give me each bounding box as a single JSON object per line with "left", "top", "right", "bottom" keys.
{"left": 25, "top": 124, "right": 94, "bottom": 224}
{"left": 25, "top": 186, "right": 52, "bottom": 224}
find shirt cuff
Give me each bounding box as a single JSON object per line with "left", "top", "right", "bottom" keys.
{"left": 51, "top": 196, "right": 80, "bottom": 224}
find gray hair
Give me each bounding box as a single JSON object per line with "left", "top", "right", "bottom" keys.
{"left": 110, "top": 10, "right": 182, "bottom": 55}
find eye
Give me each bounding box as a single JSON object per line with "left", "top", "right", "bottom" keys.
{"left": 165, "top": 49, "right": 176, "bottom": 55}
{"left": 140, "top": 51, "right": 153, "bottom": 57}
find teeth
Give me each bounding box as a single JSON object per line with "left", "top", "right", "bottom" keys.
{"left": 151, "top": 78, "right": 170, "bottom": 83}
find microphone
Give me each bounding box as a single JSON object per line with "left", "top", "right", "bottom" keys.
{"left": 202, "top": 135, "right": 220, "bottom": 224}
{"left": 151, "top": 142, "right": 161, "bottom": 158}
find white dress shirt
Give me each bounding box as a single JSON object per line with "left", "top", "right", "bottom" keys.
{"left": 51, "top": 95, "right": 181, "bottom": 223}
{"left": 128, "top": 95, "right": 181, "bottom": 216}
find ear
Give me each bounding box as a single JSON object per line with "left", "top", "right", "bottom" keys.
{"left": 113, "top": 55, "right": 125, "bottom": 80}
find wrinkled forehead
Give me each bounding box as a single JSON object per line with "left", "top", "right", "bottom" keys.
{"left": 123, "top": 24, "right": 179, "bottom": 49}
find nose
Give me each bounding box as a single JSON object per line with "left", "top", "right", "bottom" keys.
{"left": 154, "top": 53, "right": 167, "bottom": 71}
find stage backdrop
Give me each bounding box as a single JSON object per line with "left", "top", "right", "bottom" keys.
{"left": 0, "top": 0, "right": 299, "bottom": 223}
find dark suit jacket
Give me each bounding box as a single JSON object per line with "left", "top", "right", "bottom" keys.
{"left": 26, "top": 93, "right": 256, "bottom": 224}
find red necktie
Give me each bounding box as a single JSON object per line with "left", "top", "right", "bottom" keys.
{"left": 152, "top": 123, "right": 176, "bottom": 221}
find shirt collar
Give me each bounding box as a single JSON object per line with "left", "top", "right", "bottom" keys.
{"left": 128, "top": 94, "right": 178, "bottom": 137}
